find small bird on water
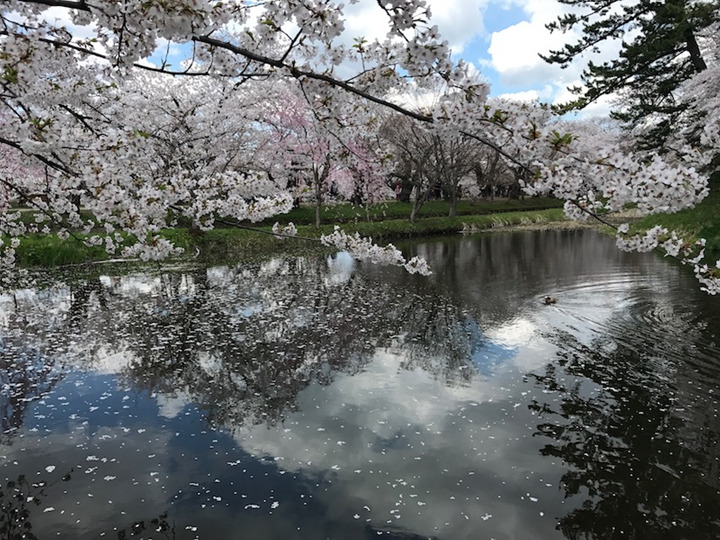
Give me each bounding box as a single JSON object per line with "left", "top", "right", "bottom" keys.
{"left": 542, "top": 296, "right": 557, "bottom": 305}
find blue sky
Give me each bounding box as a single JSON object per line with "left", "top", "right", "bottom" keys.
{"left": 416, "top": 0, "right": 617, "bottom": 115}
{"left": 423, "top": 0, "right": 581, "bottom": 101}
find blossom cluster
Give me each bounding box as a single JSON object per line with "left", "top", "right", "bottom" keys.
{"left": 320, "top": 226, "right": 432, "bottom": 275}
{"left": 616, "top": 226, "right": 720, "bottom": 295}
{"left": 615, "top": 225, "right": 671, "bottom": 253}
{"left": 272, "top": 222, "right": 298, "bottom": 239}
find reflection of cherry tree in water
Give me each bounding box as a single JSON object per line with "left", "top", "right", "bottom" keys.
{"left": 0, "top": 471, "right": 175, "bottom": 540}
{"left": 2, "top": 257, "right": 511, "bottom": 438}
{"left": 394, "top": 297, "right": 478, "bottom": 386}
{"left": 527, "top": 297, "right": 720, "bottom": 539}
{"left": 116, "top": 260, "right": 400, "bottom": 428}
{"left": 68, "top": 278, "right": 109, "bottom": 326}
{"left": 0, "top": 338, "right": 63, "bottom": 446}
{"left": 1, "top": 278, "right": 114, "bottom": 445}
{"left": 117, "top": 258, "right": 491, "bottom": 429}
{"left": 0, "top": 470, "right": 74, "bottom": 540}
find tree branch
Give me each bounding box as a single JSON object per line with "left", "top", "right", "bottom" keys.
{"left": 0, "top": 136, "right": 78, "bottom": 177}
{"left": 20, "top": 0, "right": 89, "bottom": 10}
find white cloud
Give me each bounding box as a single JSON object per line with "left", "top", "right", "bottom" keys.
{"left": 156, "top": 389, "right": 192, "bottom": 418}
{"left": 229, "top": 345, "right": 563, "bottom": 539}
{"left": 341, "top": 0, "right": 489, "bottom": 54}
{"left": 482, "top": 0, "right": 632, "bottom": 110}
{"left": 495, "top": 89, "right": 539, "bottom": 102}
{"left": 425, "top": 0, "right": 489, "bottom": 54}
{"left": 487, "top": 19, "right": 577, "bottom": 88}
{"left": 485, "top": 0, "right": 579, "bottom": 91}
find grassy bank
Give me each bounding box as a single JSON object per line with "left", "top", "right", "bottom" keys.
{"left": 198, "top": 208, "right": 568, "bottom": 261}
{"left": 11, "top": 202, "right": 567, "bottom": 267}
{"left": 632, "top": 172, "right": 720, "bottom": 262}
{"left": 260, "top": 197, "right": 563, "bottom": 225}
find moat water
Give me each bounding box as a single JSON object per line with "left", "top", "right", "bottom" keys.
{"left": 2, "top": 229, "right": 719, "bottom": 539}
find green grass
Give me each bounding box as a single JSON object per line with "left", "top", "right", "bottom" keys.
{"left": 258, "top": 197, "right": 563, "bottom": 226}
{"left": 633, "top": 172, "right": 720, "bottom": 261}
{"left": 11, "top": 234, "right": 110, "bottom": 267}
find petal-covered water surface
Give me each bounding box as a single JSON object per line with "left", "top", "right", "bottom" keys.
{"left": 1, "top": 229, "right": 719, "bottom": 539}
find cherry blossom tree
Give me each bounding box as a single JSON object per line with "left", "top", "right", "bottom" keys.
{"left": 252, "top": 82, "right": 389, "bottom": 227}
{"left": 0, "top": 125, "right": 47, "bottom": 288}
{"left": 0, "top": 139, "right": 46, "bottom": 202}
{"left": 661, "top": 22, "right": 720, "bottom": 174}
{"left": 382, "top": 114, "right": 437, "bottom": 221}
{"left": 0, "top": 0, "right": 717, "bottom": 292}
{"left": 382, "top": 112, "right": 481, "bottom": 220}
{"left": 382, "top": 81, "right": 487, "bottom": 219}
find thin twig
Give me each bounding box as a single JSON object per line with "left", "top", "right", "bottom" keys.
{"left": 568, "top": 199, "right": 619, "bottom": 230}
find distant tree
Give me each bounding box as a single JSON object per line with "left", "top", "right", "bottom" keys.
{"left": 0, "top": 136, "right": 47, "bottom": 209}
{"left": 432, "top": 132, "right": 480, "bottom": 217}
{"left": 472, "top": 146, "right": 513, "bottom": 201}
{"left": 255, "top": 84, "right": 386, "bottom": 227}
{"left": 543, "top": 0, "right": 718, "bottom": 149}
{"left": 382, "top": 114, "right": 480, "bottom": 219}
{"left": 381, "top": 115, "right": 437, "bottom": 221}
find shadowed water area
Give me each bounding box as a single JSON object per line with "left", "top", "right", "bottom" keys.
{"left": 1, "top": 229, "right": 720, "bottom": 539}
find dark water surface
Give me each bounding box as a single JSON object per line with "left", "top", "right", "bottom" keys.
{"left": 2, "top": 230, "right": 720, "bottom": 539}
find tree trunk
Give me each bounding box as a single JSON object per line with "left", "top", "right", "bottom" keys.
{"left": 410, "top": 186, "right": 422, "bottom": 222}
{"left": 398, "top": 182, "right": 412, "bottom": 202}
{"left": 410, "top": 199, "right": 420, "bottom": 222}
{"left": 508, "top": 180, "right": 522, "bottom": 200}
{"left": 314, "top": 170, "right": 322, "bottom": 228}
{"left": 448, "top": 188, "right": 457, "bottom": 218}
{"left": 684, "top": 27, "right": 707, "bottom": 73}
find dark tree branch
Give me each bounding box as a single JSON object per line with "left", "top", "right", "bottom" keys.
{"left": 20, "top": 0, "right": 89, "bottom": 9}
{"left": 0, "top": 136, "right": 77, "bottom": 176}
